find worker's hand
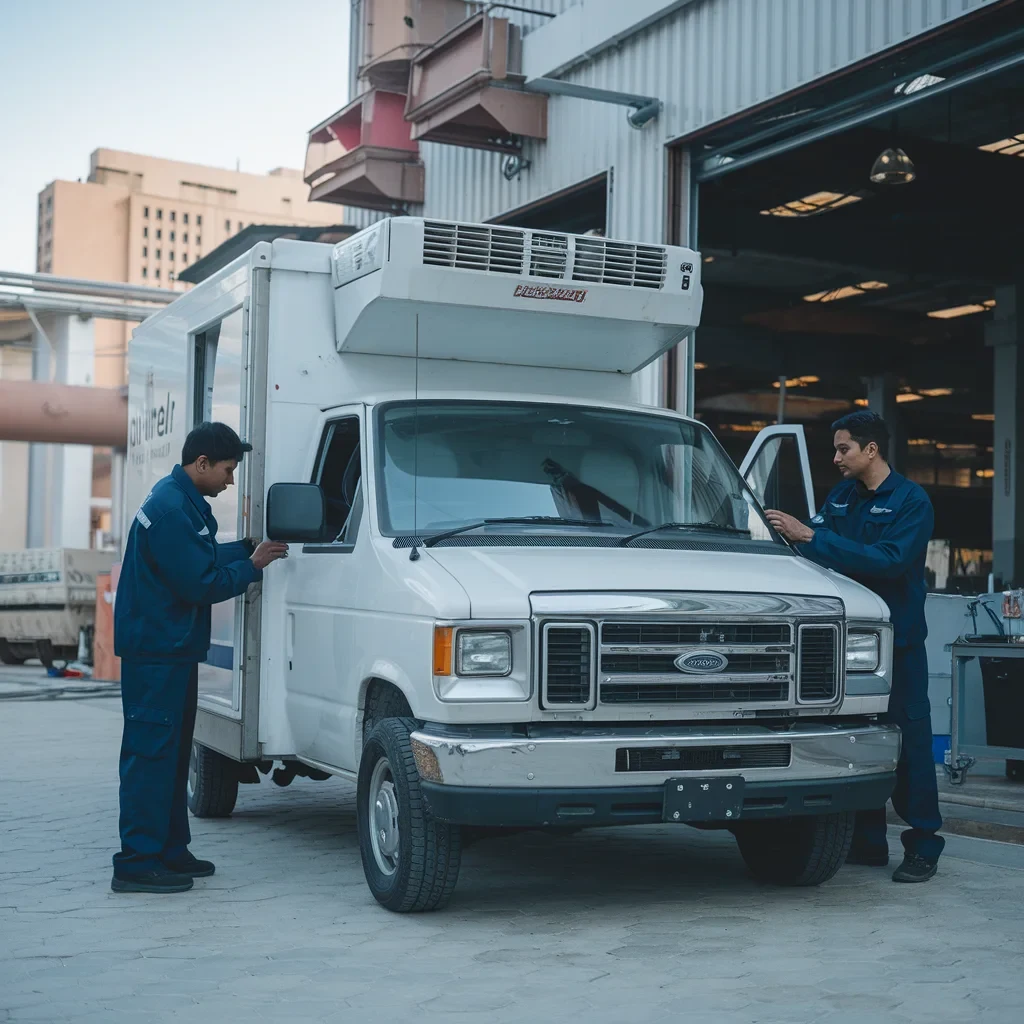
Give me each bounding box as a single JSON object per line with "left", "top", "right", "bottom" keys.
{"left": 764, "top": 510, "right": 814, "bottom": 544}
{"left": 251, "top": 540, "right": 289, "bottom": 570}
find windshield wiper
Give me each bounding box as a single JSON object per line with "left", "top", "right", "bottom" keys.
{"left": 620, "top": 521, "right": 750, "bottom": 547}
{"left": 421, "top": 516, "right": 616, "bottom": 549}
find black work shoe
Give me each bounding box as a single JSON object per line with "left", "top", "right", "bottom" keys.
{"left": 111, "top": 870, "right": 194, "bottom": 894}
{"left": 846, "top": 846, "right": 890, "bottom": 867}
{"left": 892, "top": 853, "right": 938, "bottom": 883}
{"left": 164, "top": 853, "right": 215, "bottom": 878}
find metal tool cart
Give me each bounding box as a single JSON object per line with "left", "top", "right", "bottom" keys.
{"left": 947, "top": 633, "right": 1024, "bottom": 785}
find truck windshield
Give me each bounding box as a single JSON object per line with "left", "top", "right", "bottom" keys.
{"left": 375, "top": 400, "right": 778, "bottom": 544}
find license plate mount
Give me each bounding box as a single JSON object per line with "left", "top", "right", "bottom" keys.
{"left": 663, "top": 776, "right": 745, "bottom": 823}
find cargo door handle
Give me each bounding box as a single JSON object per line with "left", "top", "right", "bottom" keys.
{"left": 286, "top": 612, "right": 295, "bottom": 671}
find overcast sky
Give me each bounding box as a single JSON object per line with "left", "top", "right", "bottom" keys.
{"left": 1, "top": 0, "right": 350, "bottom": 272}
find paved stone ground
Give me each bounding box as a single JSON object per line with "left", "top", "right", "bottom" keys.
{"left": 2, "top": 693, "right": 1024, "bottom": 1024}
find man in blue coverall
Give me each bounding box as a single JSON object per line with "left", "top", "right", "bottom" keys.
{"left": 766, "top": 410, "right": 944, "bottom": 883}
{"left": 112, "top": 422, "right": 288, "bottom": 893}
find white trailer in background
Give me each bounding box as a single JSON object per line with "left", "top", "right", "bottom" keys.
{"left": 0, "top": 548, "right": 114, "bottom": 667}
{"left": 126, "top": 217, "right": 898, "bottom": 911}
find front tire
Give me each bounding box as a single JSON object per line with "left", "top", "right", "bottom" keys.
{"left": 187, "top": 742, "right": 240, "bottom": 818}
{"left": 357, "top": 718, "right": 461, "bottom": 912}
{"left": 733, "top": 811, "right": 855, "bottom": 886}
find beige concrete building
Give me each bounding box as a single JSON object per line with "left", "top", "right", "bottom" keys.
{"left": 1, "top": 150, "right": 343, "bottom": 552}
{"left": 36, "top": 148, "right": 343, "bottom": 389}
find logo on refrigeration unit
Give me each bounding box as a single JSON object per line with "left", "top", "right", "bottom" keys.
{"left": 513, "top": 284, "right": 588, "bottom": 303}
{"left": 675, "top": 650, "right": 728, "bottom": 674}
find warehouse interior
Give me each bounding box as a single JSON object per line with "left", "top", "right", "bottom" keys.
{"left": 690, "top": 0, "right": 1024, "bottom": 593}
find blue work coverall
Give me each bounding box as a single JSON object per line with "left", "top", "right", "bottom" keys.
{"left": 112, "top": 465, "right": 261, "bottom": 877}
{"left": 801, "top": 470, "right": 944, "bottom": 862}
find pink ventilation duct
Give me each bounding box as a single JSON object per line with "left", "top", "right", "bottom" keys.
{"left": 0, "top": 381, "right": 128, "bottom": 447}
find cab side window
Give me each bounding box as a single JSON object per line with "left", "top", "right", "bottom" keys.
{"left": 310, "top": 417, "right": 362, "bottom": 549}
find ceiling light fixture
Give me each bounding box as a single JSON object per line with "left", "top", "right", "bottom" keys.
{"left": 972, "top": 413, "right": 995, "bottom": 422}
{"left": 976, "top": 469, "right": 995, "bottom": 479}
{"left": 803, "top": 281, "right": 888, "bottom": 303}
{"left": 927, "top": 300, "right": 996, "bottom": 319}
{"left": 979, "top": 134, "right": 1024, "bottom": 157}
{"left": 870, "top": 147, "right": 916, "bottom": 185}
{"left": 918, "top": 388, "right": 954, "bottom": 397}
{"left": 760, "top": 191, "right": 863, "bottom": 218}
{"left": 694, "top": 362, "right": 708, "bottom": 370}
{"left": 894, "top": 74, "right": 945, "bottom": 95}
{"left": 895, "top": 393, "right": 924, "bottom": 403}
{"left": 854, "top": 398, "right": 869, "bottom": 407}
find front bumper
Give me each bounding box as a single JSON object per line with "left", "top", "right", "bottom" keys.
{"left": 411, "top": 720, "right": 900, "bottom": 827}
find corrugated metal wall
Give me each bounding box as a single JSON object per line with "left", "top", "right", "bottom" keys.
{"left": 422, "top": 0, "right": 999, "bottom": 245}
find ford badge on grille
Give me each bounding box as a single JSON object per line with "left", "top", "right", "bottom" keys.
{"left": 675, "top": 650, "right": 729, "bottom": 674}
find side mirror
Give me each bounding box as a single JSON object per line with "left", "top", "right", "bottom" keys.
{"left": 266, "top": 483, "right": 327, "bottom": 543}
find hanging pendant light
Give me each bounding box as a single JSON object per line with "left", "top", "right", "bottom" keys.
{"left": 870, "top": 146, "right": 916, "bottom": 184}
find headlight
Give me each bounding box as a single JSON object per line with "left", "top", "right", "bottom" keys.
{"left": 846, "top": 632, "right": 880, "bottom": 673}
{"left": 456, "top": 631, "right": 512, "bottom": 676}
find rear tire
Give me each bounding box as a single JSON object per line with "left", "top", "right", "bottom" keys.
{"left": 0, "top": 640, "right": 26, "bottom": 666}
{"left": 733, "top": 811, "right": 855, "bottom": 886}
{"left": 187, "top": 742, "right": 239, "bottom": 818}
{"left": 357, "top": 717, "right": 461, "bottom": 912}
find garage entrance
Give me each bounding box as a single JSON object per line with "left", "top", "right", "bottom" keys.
{"left": 680, "top": 0, "right": 1024, "bottom": 592}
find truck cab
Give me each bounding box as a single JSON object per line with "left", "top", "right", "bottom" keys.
{"left": 125, "top": 218, "right": 897, "bottom": 912}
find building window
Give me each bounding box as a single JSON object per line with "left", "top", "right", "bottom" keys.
{"left": 46, "top": 196, "right": 53, "bottom": 213}
{"left": 182, "top": 254, "right": 188, "bottom": 265}
{"left": 225, "top": 219, "right": 230, "bottom": 232}
{"left": 196, "top": 234, "right": 201, "bottom": 246}
{"left": 169, "top": 251, "right": 175, "bottom": 261}
{"left": 142, "top": 267, "right": 148, "bottom": 278}
{"left": 169, "top": 271, "right": 176, "bottom": 281}
{"left": 237, "top": 222, "right": 244, "bottom": 231}
{"left": 143, "top": 226, "right": 149, "bottom": 239}
{"left": 182, "top": 232, "right": 188, "bottom": 244}
{"left": 170, "top": 230, "right": 176, "bottom": 242}
{"left": 144, "top": 205, "right": 149, "bottom": 218}
{"left": 183, "top": 213, "right": 189, "bottom": 225}
{"left": 197, "top": 215, "right": 202, "bottom": 227}
{"left": 154, "top": 268, "right": 160, "bottom": 279}
{"left": 156, "top": 229, "right": 162, "bottom": 240}
{"left": 156, "top": 209, "right": 163, "bottom": 220}
{"left": 170, "top": 211, "right": 176, "bottom": 222}
{"left": 143, "top": 246, "right": 148, "bottom": 258}
{"left": 155, "top": 249, "right": 161, "bottom": 259}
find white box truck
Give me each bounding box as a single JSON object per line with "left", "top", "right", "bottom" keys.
{"left": 0, "top": 548, "right": 114, "bottom": 667}
{"left": 125, "top": 218, "right": 898, "bottom": 911}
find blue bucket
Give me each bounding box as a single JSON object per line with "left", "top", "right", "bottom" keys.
{"left": 932, "top": 735, "right": 950, "bottom": 765}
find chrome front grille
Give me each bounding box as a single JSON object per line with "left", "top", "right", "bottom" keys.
{"left": 537, "top": 610, "right": 843, "bottom": 711}
{"left": 599, "top": 619, "right": 795, "bottom": 706}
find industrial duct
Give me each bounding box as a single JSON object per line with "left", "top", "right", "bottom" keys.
{"left": 0, "top": 381, "right": 128, "bottom": 448}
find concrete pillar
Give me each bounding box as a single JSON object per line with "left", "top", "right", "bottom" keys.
{"left": 26, "top": 313, "right": 95, "bottom": 550}
{"left": 864, "top": 373, "right": 907, "bottom": 473}
{"left": 987, "top": 286, "right": 1024, "bottom": 588}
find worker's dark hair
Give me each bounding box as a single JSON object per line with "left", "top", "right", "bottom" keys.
{"left": 831, "top": 410, "right": 890, "bottom": 460}
{"left": 181, "top": 422, "right": 252, "bottom": 466}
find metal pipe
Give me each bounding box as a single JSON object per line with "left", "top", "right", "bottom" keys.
{"left": 0, "top": 270, "right": 177, "bottom": 303}
{"left": 0, "top": 381, "right": 127, "bottom": 447}
{"left": 0, "top": 292, "right": 162, "bottom": 323}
